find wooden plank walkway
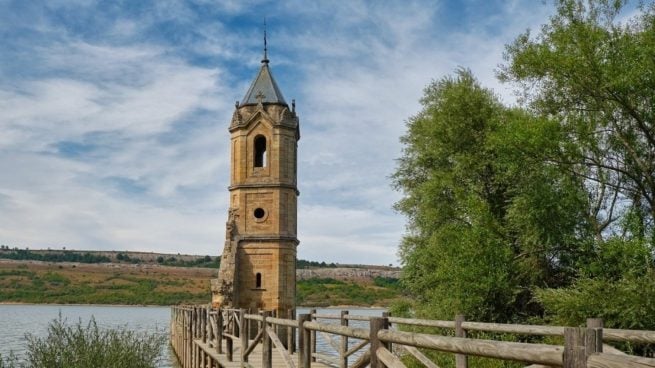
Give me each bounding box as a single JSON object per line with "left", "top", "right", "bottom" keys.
{"left": 172, "top": 306, "right": 655, "bottom": 368}
{"left": 192, "top": 338, "right": 332, "bottom": 368}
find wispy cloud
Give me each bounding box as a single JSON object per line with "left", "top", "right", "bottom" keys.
{"left": 0, "top": 0, "right": 554, "bottom": 265}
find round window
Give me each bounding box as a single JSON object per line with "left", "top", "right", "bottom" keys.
{"left": 254, "top": 208, "right": 266, "bottom": 219}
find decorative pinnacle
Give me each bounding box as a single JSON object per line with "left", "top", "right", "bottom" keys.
{"left": 262, "top": 19, "right": 269, "bottom": 64}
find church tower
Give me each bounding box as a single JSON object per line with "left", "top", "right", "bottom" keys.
{"left": 212, "top": 41, "right": 299, "bottom": 319}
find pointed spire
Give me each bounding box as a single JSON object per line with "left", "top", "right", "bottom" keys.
{"left": 241, "top": 63, "right": 287, "bottom": 105}
{"left": 240, "top": 21, "right": 287, "bottom": 106}
{"left": 262, "top": 18, "right": 269, "bottom": 64}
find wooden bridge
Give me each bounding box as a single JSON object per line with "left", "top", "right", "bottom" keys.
{"left": 170, "top": 306, "right": 655, "bottom": 368}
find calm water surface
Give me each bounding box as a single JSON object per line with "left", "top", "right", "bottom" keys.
{"left": 0, "top": 305, "right": 384, "bottom": 367}
{"left": 300, "top": 307, "right": 386, "bottom": 365}
{"left": 0, "top": 304, "right": 178, "bottom": 367}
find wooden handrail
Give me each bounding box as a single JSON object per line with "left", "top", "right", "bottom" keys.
{"left": 312, "top": 352, "right": 340, "bottom": 365}
{"left": 587, "top": 352, "right": 655, "bottom": 368}
{"left": 376, "top": 346, "right": 406, "bottom": 368}
{"left": 603, "top": 328, "right": 655, "bottom": 344}
{"left": 171, "top": 306, "right": 655, "bottom": 368}
{"left": 245, "top": 313, "right": 264, "bottom": 321}
{"left": 344, "top": 339, "right": 369, "bottom": 358}
{"left": 388, "top": 317, "right": 455, "bottom": 329}
{"left": 267, "top": 327, "right": 296, "bottom": 368}
{"left": 462, "top": 321, "right": 566, "bottom": 336}
{"left": 344, "top": 315, "right": 372, "bottom": 322}
{"left": 402, "top": 346, "right": 439, "bottom": 368}
{"left": 377, "top": 329, "right": 564, "bottom": 366}
{"left": 243, "top": 328, "right": 265, "bottom": 359}
{"left": 350, "top": 350, "right": 371, "bottom": 368}
{"left": 268, "top": 316, "right": 300, "bottom": 328}
{"left": 314, "top": 314, "right": 341, "bottom": 319}
{"left": 303, "top": 321, "right": 370, "bottom": 339}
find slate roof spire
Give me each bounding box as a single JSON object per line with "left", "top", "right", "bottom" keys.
{"left": 240, "top": 26, "right": 287, "bottom": 106}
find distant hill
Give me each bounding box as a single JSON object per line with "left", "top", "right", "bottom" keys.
{"left": 0, "top": 246, "right": 217, "bottom": 267}
{"left": 0, "top": 246, "right": 403, "bottom": 306}
{"left": 0, "top": 246, "right": 399, "bottom": 274}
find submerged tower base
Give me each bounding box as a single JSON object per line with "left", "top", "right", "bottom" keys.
{"left": 212, "top": 49, "right": 300, "bottom": 337}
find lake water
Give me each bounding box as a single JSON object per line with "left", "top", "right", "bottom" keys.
{"left": 0, "top": 305, "right": 385, "bottom": 367}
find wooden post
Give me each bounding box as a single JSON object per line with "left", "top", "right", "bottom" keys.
{"left": 369, "top": 317, "right": 389, "bottom": 368}
{"left": 183, "top": 308, "right": 186, "bottom": 367}
{"left": 288, "top": 309, "right": 295, "bottom": 353}
{"left": 200, "top": 307, "right": 204, "bottom": 368}
{"left": 586, "top": 318, "right": 603, "bottom": 355}
{"left": 192, "top": 307, "right": 197, "bottom": 368}
{"left": 189, "top": 309, "right": 193, "bottom": 368}
{"left": 180, "top": 311, "right": 182, "bottom": 367}
{"left": 258, "top": 309, "right": 263, "bottom": 333}
{"left": 382, "top": 311, "right": 392, "bottom": 353}
{"left": 217, "top": 308, "right": 223, "bottom": 354}
{"left": 196, "top": 307, "right": 200, "bottom": 368}
{"left": 186, "top": 309, "right": 191, "bottom": 368}
{"left": 247, "top": 307, "right": 253, "bottom": 340}
{"left": 214, "top": 308, "right": 223, "bottom": 354}
{"left": 340, "top": 311, "right": 349, "bottom": 368}
{"left": 200, "top": 307, "right": 206, "bottom": 367}
{"left": 177, "top": 309, "right": 184, "bottom": 365}
{"left": 564, "top": 327, "right": 586, "bottom": 368}
{"left": 208, "top": 308, "right": 213, "bottom": 346}
{"left": 262, "top": 311, "right": 273, "bottom": 368}
{"left": 190, "top": 308, "right": 194, "bottom": 368}
{"left": 455, "top": 314, "right": 468, "bottom": 368}
{"left": 204, "top": 306, "right": 209, "bottom": 343}
{"left": 197, "top": 307, "right": 202, "bottom": 368}
{"left": 204, "top": 307, "right": 209, "bottom": 366}
{"left": 226, "top": 312, "right": 234, "bottom": 362}
{"left": 200, "top": 307, "right": 204, "bottom": 367}
{"left": 309, "top": 308, "right": 317, "bottom": 362}
{"left": 171, "top": 308, "right": 175, "bottom": 364}
{"left": 240, "top": 308, "right": 248, "bottom": 363}
{"left": 299, "top": 314, "right": 311, "bottom": 368}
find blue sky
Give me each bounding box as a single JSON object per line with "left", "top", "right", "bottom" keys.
{"left": 0, "top": 0, "right": 555, "bottom": 265}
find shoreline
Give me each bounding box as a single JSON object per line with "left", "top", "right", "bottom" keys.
{"left": 0, "top": 301, "right": 169, "bottom": 307}
{"left": 0, "top": 301, "right": 387, "bottom": 309}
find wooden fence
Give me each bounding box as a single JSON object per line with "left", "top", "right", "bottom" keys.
{"left": 170, "top": 306, "right": 655, "bottom": 368}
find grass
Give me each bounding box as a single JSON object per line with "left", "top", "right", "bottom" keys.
{"left": 0, "top": 262, "right": 212, "bottom": 305}
{"left": 0, "top": 262, "right": 401, "bottom": 306}
{"left": 296, "top": 277, "right": 402, "bottom": 307}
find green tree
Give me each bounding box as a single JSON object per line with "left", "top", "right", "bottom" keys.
{"left": 392, "top": 69, "right": 590, "bottom": 322}
{"left": 500, "top": 0, "right": 655, "bottom": 240}
{"left": 500, "top": 0, "right": 655, "bottom": 330}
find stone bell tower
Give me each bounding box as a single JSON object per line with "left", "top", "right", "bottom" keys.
{"left": 212, "top": 42, "right": 299, "bottom": 319}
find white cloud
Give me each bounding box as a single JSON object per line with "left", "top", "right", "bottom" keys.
{"left": 0, "top": 0, "right": 556, "bottom": 266}
{"left": 0, "top": 37, "right": 234, "bottom": 255}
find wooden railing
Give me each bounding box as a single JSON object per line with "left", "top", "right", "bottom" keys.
{"left": 170, "top": 306, "right": 655, "bottom": 368}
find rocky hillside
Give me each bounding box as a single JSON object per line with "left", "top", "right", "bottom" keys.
{"left": 297, "top": 267, "right": 401, "bottom": 282}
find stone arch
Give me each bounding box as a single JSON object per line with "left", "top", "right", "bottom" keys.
{"left": 254, "top": 135, "right": 267, "bottom": 167}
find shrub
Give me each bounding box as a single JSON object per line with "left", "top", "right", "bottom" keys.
{"left": 1, "top": 316, "right": 166, "bottom": 368}
{"left": 0, "top": 353, "right": 19, "bottom": 368}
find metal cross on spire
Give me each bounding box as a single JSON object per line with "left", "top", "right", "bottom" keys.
{"left": 262, "top": 18, "right": 269, "bottom": 64}
{"left": 255, "top": 90, "right": 266, "bottom": 104}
